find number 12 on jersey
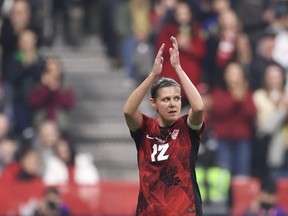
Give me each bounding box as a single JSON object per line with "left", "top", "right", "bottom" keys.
{"left": 151, "top": 143, "right": 170, "bottom": 162}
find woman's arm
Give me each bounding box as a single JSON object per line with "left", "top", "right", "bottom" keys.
{"left": 28, "top": 84, "right": 51, "bottom": 108}
{"left": 169, "top": 36, "right": 204, "bottom": 128}
{"left": 123, "top": 44, "right": 165, "bottom": 132}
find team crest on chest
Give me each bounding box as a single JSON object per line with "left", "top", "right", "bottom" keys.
{"left": 171, "top": 129, "right": 179, "bottom": 140}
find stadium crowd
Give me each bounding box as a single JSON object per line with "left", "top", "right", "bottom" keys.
{"left": 100, "top": 0, "right": 288, "bottom": 212}
{"left": 106, "top": 0, "right": 288, "bottom": 200}
{"left": 0, "top": 0, "right": 287, "bottom": 214}
{"left": 0, "top": 0, "right": 100, "bottom": 214}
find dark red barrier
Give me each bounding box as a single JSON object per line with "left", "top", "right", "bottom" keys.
{"left": 0, "top": 181, "right": 139, "bottom": 216}
{"left": 0, "top": 178, "right": 287, "bottom": 215}
{"left": 231, "top": 177, "right": 288, "bottom": 215}
{"left": 277, "top": 179, "right": 288, "bottom": 209}
{"left": 231, "top": 177, "right": 260, "bottom": 215}
{"left": 0, "top": 181, "right": 44, "bottom": 213}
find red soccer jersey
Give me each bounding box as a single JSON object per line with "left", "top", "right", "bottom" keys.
{"left": 131, "top": 114, "right": 205, "bottom": 216}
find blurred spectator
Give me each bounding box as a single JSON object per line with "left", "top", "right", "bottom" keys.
{"left": 115, "top": 0, "right": 153, "bottom": 86}
{"left": 27, "top": 0, "right": 45, "bottom": 36}
{"left": 235, "top": 33, "right": 253, "bottom": 76}
{"left": 0, "top": 138, "right": 18, "bottom": 175}
{"left": 185, "top": 0, "right": 213, "bottom": 22}
{"left": 210, "top": 62, "right": 256, "bottom": 176}
{"left": 203, "top": 9, "right": 241, "bottom": 88}
{"left": 271, "top": 6, "right": 288, "bottom": 85}
{"left": 5, "top": 29, "right": 45, "bottom": 137}
{"left": 195, "top": 83, "right": 231, "bottom": 204}
{"left": 36, "top": 120, "right": 61, "bottom": 148}
{"left": 196, "top": 165, "right": 231, "bottom": 204}
{"left": 150, "top": 0, "right": 178, "bottom": 45}
{"left": 34, "top": 120, "right": 61, "bottom": 166}
{"left": 98, "top": 0, "right": 121, "bottom": 67}
{"left": 252, "top": 63, "right": 288, "bottom": 179}
{"left": 82, "top": 0, "right": 99, "bottom": 35}
{"left": 235, "top": 0, "right": 272, "bottom": 52}
{"left": 43, "top": 137, "right": 100, "bottom": 186}
{"left": 212, "top": 0, "right": 230, "bottom": 13}
{"left": 0, "top": 0, "right": 42, "bottom": 79}
{"left": 0, "top": 148, "right": 42, "bottom": 183}
{"left": 0, "top": 0, "right": 3, "bottom": 10}
{"left": 33, "top": 187, "right": 71, "bottom": 216}
{"left": 201, "top": 0, "right": 231, "bottom": 38}
{"left": 0, "top": 112, "right": 10, "bottom": 139}
{"left": 196, "top": 82, "right": 217, "bottom": 168}
{"left": 0, "top": 79, "right": 14, "bottom": 123}
{"left": 156, "top": 1, "right": 206, "bottom": 101}
{"left": 249, "top": 27, "right": 278, "bottom": 91}
{"left": 28, "top": 57, "right": 76, "bottom": 133}
{"left": 244, "top": 178, "right": 286, "bottom": 216}
{"left": 265, "top": 2, "right": 288, "bottom": 36}
{"left": 43, "top": 0, "right": 84, "bottom": 47}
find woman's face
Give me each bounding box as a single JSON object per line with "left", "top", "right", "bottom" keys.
{"left": 264, "top": 65, "right": 284, "bottom": 91}
{"left": 0, "top": 139, "right": 17, "bottom": 164}
{"left": 46, "top": 59, "right": 62, "bottom": 76}
{"left": 40, "top": 121, "right": 60, "bottom": 148}
{"left": 10, "top": 1, "right": 30, "bottom": 31}
{"left": 219, "top": 10, "right": 238, "bottom": 32}
{"left": 150, "top": 86, "right": 181, "bottom": 127}
{"left": 56, "top": 140, "right": 71, "bottom": 164}
{"left": 18, "top": 30, "right": 37, "bottom": 52}
{"left": 163, "top": 0, "right": 178, "bottom": 9}
{"left": 212, "top": 0, "right": 230, "bottom": 13}
{"left": 21, "top": 151, "right": 40, "bottom": 175}
{"left": 175, "top": 3, "right": 192, "bottom": 25}
{"left": 259, "top": 37, "right": 275, "bottom": 59}
{"left": 45, "top": 59, "right": 62, "bottom": 81}
{"left": 224, "top": 63, "right": 246, "bottom": 88}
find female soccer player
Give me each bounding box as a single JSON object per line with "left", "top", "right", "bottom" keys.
{"left": 123, "top": 36, "right": 205, "bottom": 215}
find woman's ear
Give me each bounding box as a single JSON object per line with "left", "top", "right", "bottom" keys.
{"left": 150, "top": 98, "right": 156, "bottom": 109}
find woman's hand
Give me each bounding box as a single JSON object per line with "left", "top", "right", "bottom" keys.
{"left": 169, "top": 36, "right": 181, "bottom": 69}
{"left": 151, "top": 43, "right": 165, "bottom": 77}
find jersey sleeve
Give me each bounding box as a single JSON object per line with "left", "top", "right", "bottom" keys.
{"left": 130, "top": 114, "right": 151, "bottom": 150}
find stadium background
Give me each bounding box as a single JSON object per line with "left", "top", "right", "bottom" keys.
{"left": 0, "top": 0, "right": 288, "bottom": 215}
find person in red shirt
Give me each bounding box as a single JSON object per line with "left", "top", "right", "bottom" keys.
{"left": 0, "top": 148, "right": 42, "bottom": 184}
{"left": 210, "top": 61, "right": 256, "bottom": 176}
{"left": 155, "top": 1, "right": 206, "bottom": 103}
{"left": 28, "top": 57, "right": 75, "bottom": 133}
{"left": 124, "top": 36, "right": 205, "bottom": 215}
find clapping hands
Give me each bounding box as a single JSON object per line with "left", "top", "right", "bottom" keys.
{"left": 151, "top": 43, "right": 165, "bottom": 77}
{"left": 169, "top": 36, "right": 181, "bottom": 69}
{"left": 151, "top": 36, "right": 181, "bottom": 77}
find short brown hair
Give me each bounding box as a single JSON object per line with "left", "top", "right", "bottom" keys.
{"left": 150, "top": 77, "right": 180, "bottom": 99}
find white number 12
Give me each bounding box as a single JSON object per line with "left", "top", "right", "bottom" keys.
{"left": 151, "top": 143, "right": 169, "bottom": 162}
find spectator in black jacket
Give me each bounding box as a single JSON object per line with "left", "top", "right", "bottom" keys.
{"left": 5, "top": 29, "right": 45, "bottom": 137}
{"left": 0, "top": 0, "right": 42, "bottom": 80}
